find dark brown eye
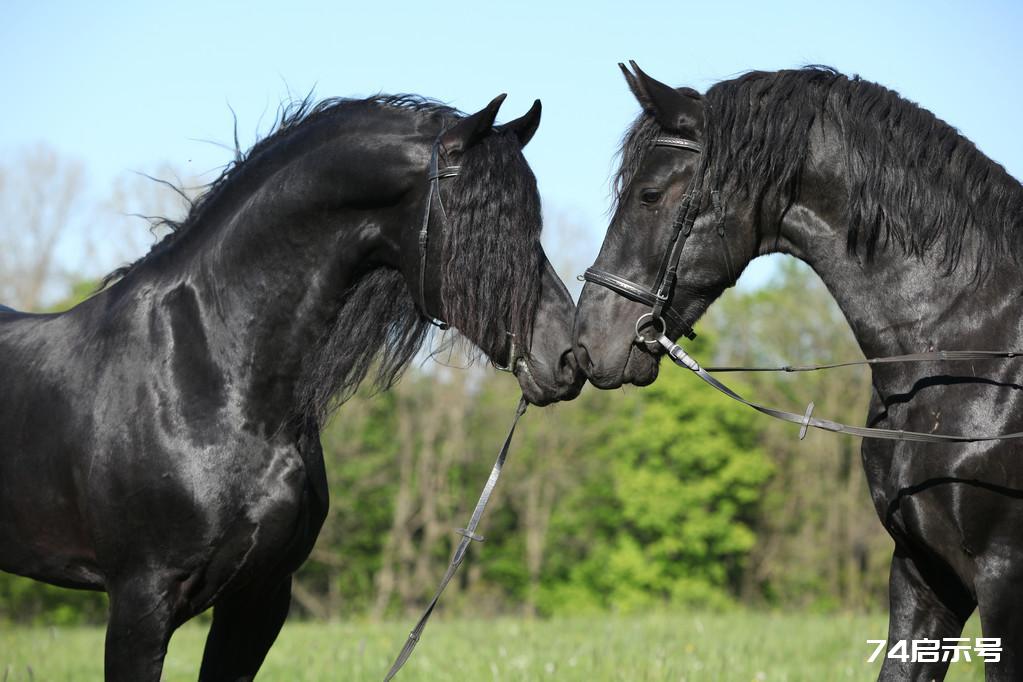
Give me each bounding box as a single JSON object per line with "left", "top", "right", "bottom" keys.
{"left": 640, "top": 188, "right": 663, "bottom": 204}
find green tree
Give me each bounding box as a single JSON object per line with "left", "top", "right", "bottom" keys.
{"left": 538, "top": 333, "right": 773, "bottom": 614}
{"left": 706, "top": 258, "right": 892, "bottom": 610}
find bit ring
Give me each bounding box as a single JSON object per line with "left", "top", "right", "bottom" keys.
{"left": 634, "top": 313, "right": 666, "bottom": 347}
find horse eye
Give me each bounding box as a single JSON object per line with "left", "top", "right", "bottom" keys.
{"left": 640, "top": 188, "right": 663, "bottom": 204}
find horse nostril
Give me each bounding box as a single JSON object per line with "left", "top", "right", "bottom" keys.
{"left": 558, "top": 348, "right": 581, "bottom": 384}
{"left": 574, "top": 342, "right": 594, "bottom": 376}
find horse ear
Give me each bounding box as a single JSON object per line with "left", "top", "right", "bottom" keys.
{"left": 618, "top": 62, "right": 645, "bottom": 103}
{"left": 622, "top": 60, "right": 704, "bottom": 137}
{"left": 498, "top": 99, "right": 542, "bottom": 148}
{"left": 440, "top": 93, "right": 506, "bottom": 154}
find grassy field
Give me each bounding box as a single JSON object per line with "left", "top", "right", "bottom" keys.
{"left": 1, "top": 612, "right": 986, "bottom": 681}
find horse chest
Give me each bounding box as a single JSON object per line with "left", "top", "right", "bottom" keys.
{"left": 210, "top": 442, "right": 324, "bottom": 563}
{"left": 157, "top": 439, "right": 327, "bottom": 610}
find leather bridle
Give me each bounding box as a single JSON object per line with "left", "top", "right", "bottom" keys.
{"left": 583, "top": 132, "right": 1023, "bottom": 443}
{"left": 384, "top": 134, "right": 536, "bottom": 682}
{"left": 585, "top": 134, "right": 712, "bottom": 341}
{"left": 582, "top": 134, "right": 716, "bottom": 342}
{"left": 415, "top": 135, "right": 519, "bottom": 373}
{"left": 416, "top": 137, "right": 461, "bottom": 330}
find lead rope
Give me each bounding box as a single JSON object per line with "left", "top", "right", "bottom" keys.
{"left": 383, "top": 396, "right": 529, "bottom": 681}
{"left": 657, "top": 335, "right": 1023, "bottom": 443}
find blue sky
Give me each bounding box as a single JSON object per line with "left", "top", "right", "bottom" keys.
{"left": 3, "top": 0, "right": 1022, "bottom": 289}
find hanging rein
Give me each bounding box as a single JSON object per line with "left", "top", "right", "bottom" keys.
{"left": 385, "top": 133, "right": 529, "bottom": 680}
{"left": 416, "top": 135, "right": 520, "bottom": 373}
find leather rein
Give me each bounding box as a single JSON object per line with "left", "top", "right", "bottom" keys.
{"left": 384, "top": 134, "right": 534, "bottom": 680}
{"left": 384, "top": 397, "right": 528, "bottom": 680}
{"left": 584, "top": 134, "right": 1023, "bottom": 443}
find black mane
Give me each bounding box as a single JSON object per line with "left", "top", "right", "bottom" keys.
{"left": 297, "top": 128, "right": 544, "bottom": 423}
{"left": 101, "top": 94, "right": 460, "bottom": 288}
{"left": 443, "top": 130, "right": 543, "bottom": 353}
{"left": 615, "top": 67, "right": 1023, "bottom": 277}
{"left": 296, "top": 266, "right": 430, "bottom": 423}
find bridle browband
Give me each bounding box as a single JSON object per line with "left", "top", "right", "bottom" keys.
{"left": 582, "top": 134, "right": 709, "bottom": 342}
{"left": 416, "top": 134, "right": 520, "bottom": 373}
{"left": 583, "top": 132, "right": 1023, "bottom": 443}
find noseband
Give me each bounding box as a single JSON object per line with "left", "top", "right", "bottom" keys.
{"left": 415, "top": 135, "right": 520, "bottom": 373}
{"left": 582, "top": 134, "right": 709, "bottom": 343}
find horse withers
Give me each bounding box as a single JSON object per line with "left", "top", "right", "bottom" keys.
{"left": 575, "top": 62, "right": 1023, "bottom": 681}
{"left": 0, "top": 93, "right": 583, "bottom": 680}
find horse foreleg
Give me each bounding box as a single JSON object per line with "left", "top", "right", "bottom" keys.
{"left": 878, "top": 547, "right": 975, "bottom": 682}
{"left": 104, "top": 573, "right": 181, "bottom": 682}
{"left": 975, "top": 561, "right": 1023, "bottom": 682}
{"left": 198, "top": 576, "right": 293, "bottom": 681}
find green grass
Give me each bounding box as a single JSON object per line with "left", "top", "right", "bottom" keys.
{"left": 0, "top": 612, "right": 986, "bottom": 681}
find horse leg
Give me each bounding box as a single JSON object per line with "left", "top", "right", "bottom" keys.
{"left": 104, "top": 574, "right": 180, "bottom": 682}
{"left": 974, "top": 563, "right": 1023, "bottom": 681}
{"left": 878, "top": 547, "right": 975, "bottom": 681}
{"left": 198, "top": 576, "right": 293, "bottom": 681}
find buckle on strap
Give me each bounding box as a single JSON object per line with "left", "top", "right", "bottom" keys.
{"left": 456, "top": 528, "right": 485, "bottom": 543}
{"left": 799, "top": 402, "right": 815, "bottom": 441}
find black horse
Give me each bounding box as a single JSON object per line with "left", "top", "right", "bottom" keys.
{"left": 0, "top": 93, "right": 584, "bottom": 680}
{"left": 575, "top": 63, "right": 1023, "bottom": 681}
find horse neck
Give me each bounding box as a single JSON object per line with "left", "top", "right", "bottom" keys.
{"left": 115, "top": 120, "right": 425, "bottom": 430}
{"left": 774, "top": 137, "right": 1023, "bottom": 363}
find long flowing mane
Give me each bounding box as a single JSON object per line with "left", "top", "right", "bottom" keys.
{"left": 443, "top": 130, "right": 543, "bottom": 353}
{"left": 298, "top": 127, "right": 543, "bottom": 423}
{"left": 100, "top": 95, "right": 544, "bottom": 424}
{"left": 614, "top": 67, "right": 1023, "bottom": 278}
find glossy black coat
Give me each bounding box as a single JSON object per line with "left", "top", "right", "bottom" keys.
{"left": 0, "top": 94, "right": 583, "bottom": 680}
{"left": 576, "top": 65, "right": 1023, "bottom": 681}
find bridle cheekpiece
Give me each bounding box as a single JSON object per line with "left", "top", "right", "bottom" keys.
{"left": 415, "top": 134, "right": 520, "bottom": 374}
{"left": 417, "top": 137, "right": 461, "bottom": 330}
{"left": 582, "top": 134, "right": 705, "bottom": 344}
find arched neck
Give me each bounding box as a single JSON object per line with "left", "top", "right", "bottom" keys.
{"left": 100, "top": 117, "right": 436, "bottom": 433}
{"left": 774, "top": 200, "right": 1023, "bottom": 366}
